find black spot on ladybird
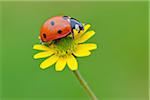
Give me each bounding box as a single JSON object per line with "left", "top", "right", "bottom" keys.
{"left": 50, "top": 21, "right": 55, "bottom": 26}
{"left": 43, "top": 33, "right": 46, "bottom": 38}
{"left": 57, "top": 30, "right": 62, "bottom": 34}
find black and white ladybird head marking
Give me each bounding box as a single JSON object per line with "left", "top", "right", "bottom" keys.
{"left": 75, "top": 24, "right": 80, "bottom": 31}
{"left": 61, "top": 16, "right": 84, "bottom": 39}
{"left": 69, "top": 18, "right": 84, "bottom": 33}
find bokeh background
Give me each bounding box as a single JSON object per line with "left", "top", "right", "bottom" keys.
{"left": 0, "top": 1, "right": 148, "bottom": 100}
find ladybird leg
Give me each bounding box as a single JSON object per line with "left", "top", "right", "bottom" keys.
{"left": 71, "top": 32, "right": 74, "bottom": 39}
{"left": 71, "top": 29, "right": 74, "bottom": 39}
{"left": 71, "top": 33, "right": 74, "bottom": 39}
{"left": 78, "top": 30, "right": 80, "bottom": 33}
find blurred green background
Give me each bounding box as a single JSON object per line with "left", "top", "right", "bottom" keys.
{"left": 0, "top": 1, "right": 148, "bottom": 100}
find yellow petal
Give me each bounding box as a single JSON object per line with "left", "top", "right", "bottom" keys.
{"left": 55, "top": 57, "right": 67, "bottom": 71}
{"left": 78, "top": 31, "right": 95, "bottom": 43}
{"left": 83, "top": 24, "right": 91, "bottom": 33}
{"left": 75, "top": 24, "right": 91, "bottom": 38}
{"left": 33, "top": 44, "right": 51, "bottom": 51}
{"left": 67, "top": 55, "right": 78, "bottom": 71}
{"left": 73, "top": 49, "right": 91, "bottom": 57}
{"left": 73, "top": 29, "right": 78, "bottom": 36}
{"left": 40, "top": 55, "right": 59, "bottom": 69}
{"left": 77, "top": 44, "right": 97, "bottom": 51}
{"left": 33, "top": 51, "right": 54, "bottom": 59}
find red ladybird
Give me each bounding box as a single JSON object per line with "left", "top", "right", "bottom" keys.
{"left": 40, "top": 16, "right": 84, "bottom": 42}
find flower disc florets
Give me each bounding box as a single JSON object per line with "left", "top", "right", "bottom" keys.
{"left": 53, "top": 37, "right": 77, "bottom": 56}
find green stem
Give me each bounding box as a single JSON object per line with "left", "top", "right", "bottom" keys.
{"left": 73, "top": 70, "right": 98, "bottom": 100}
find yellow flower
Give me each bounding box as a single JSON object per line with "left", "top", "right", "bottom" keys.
{"left": 33, "top": 24, "right": 97, "bottom": 71}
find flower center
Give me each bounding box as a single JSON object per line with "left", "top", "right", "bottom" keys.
{"left": 52, "top": 37, "right": 77, "bottom": 56}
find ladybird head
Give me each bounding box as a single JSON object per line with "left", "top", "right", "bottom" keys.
{"left": 40, "top": 16, "right": 72, "bottom": 42}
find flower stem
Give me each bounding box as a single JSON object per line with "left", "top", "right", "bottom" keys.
{"left": 73, "top": 70, "right": 98, "bottom": 100}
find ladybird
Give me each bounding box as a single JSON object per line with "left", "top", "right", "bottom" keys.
{"left": 40, "top": 16, "right": 84, "bottom": 42}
